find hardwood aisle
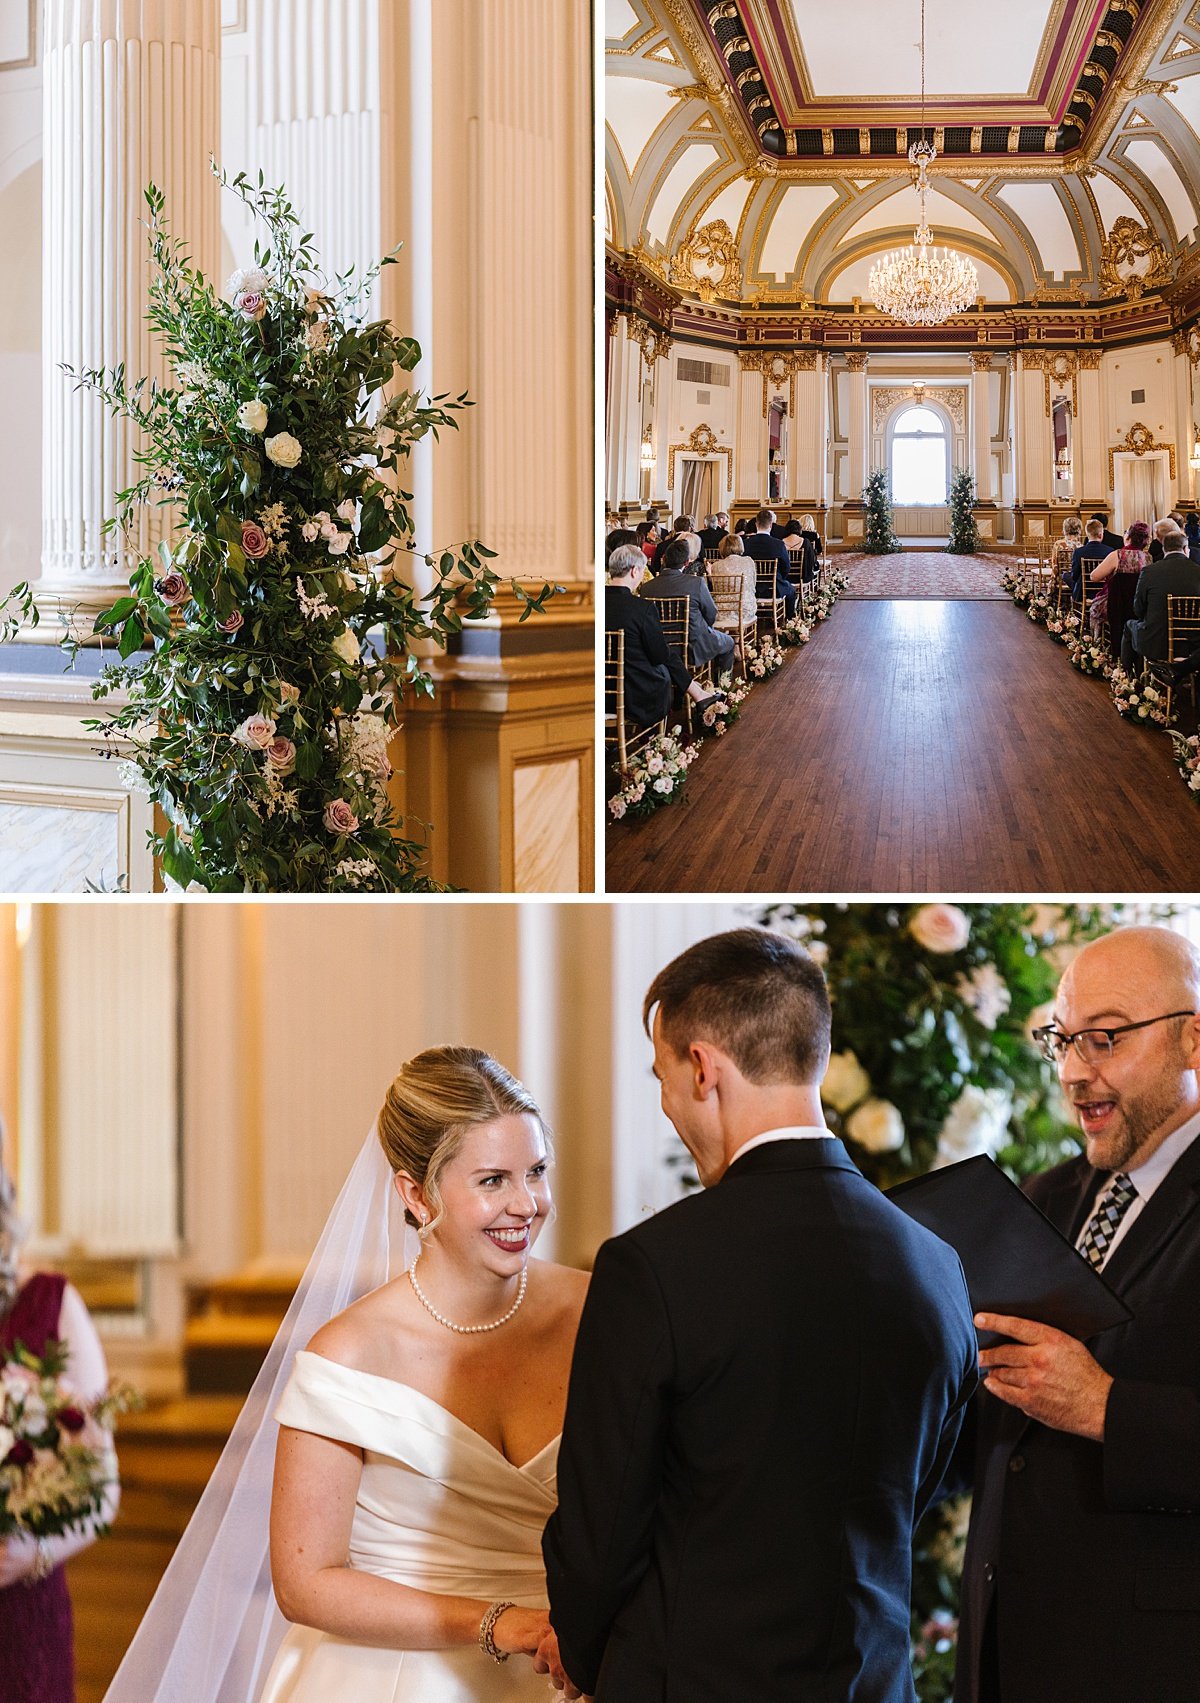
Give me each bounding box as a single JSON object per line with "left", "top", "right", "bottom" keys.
{"left": 606, "top": 599, "right": 1200, "bottom": 893}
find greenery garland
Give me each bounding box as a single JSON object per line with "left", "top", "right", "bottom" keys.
{"left": 862, "top": 467, "right": 902, "bottom": 554}
{"left": 946, "top": 466, "right": 980, "bottom": 555}
{"left": 65, "top": 166, "right": 558, "bottom": 892}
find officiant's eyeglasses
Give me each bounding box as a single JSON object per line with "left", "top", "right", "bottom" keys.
{"left": 1032, "top": 1011, "right": 1195, "bottom": 1065}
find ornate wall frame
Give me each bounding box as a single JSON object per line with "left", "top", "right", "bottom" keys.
{"left": 667, "top": 421, "right": 735, "bottom": 491}
{"left": 1108, "top": 420, "right": 1176, "bottom": 486}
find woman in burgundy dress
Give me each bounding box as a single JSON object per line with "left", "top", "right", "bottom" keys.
{"left": 0, "top": 1139, "right": 116, "bottom": 1703}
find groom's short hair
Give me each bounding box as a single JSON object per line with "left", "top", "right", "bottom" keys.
{"left": 642, "top": 927, "right": 831, "bottom": 1085}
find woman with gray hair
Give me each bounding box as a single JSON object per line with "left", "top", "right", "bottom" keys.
{"left": 0, "top": 1128, "right": 116, "bottom": 1702}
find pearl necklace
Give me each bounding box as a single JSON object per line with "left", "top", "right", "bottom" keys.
{"left": 407, "top": 1251, "right": 528, "bottom": 1334}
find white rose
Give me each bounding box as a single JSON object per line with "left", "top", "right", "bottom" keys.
{"left": 331, "top": 628, "right": 360, "bottom": 667}
{"left": 955, "top": 964, "right": 1012, "bottom": 1030}
{"left": 300, "top": 521, "right": 320, "bottom": 542}
{"left": 821, "top": 1049, "right": 871, "bottom": 1113}
{"left": 226, "top": 266, "right": 269, "bottom": 299}
{"left": 337, "top": 499, "right": 357, "bottom": 523}
{"left": 845, "top": 1098, "right": 905, "bottom": 1154}
{"left": 265, "top": 433, "right": 303, "bottom": 469}
{"left": 237, "top": 399, "right": 268, "bottom": 434}
{"left": 909, "top": 904, "right": 971, "bottom": 954}
{"left": 327, "top": 531, "right": 351, "bottom": 556}
{"left": 233, "top": 714, "right": 276, "bottom": 751}
{"left": 933, "top": 1086, "right": 1012, "bottom": 1168}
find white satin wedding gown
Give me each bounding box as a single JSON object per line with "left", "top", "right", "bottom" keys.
{"left": 258, "top": 1350, "right": 560, "bottom": 1702}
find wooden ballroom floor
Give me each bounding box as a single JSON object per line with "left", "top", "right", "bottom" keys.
{"left": 605, "top": 598, "right": 1200, "bottom": 894}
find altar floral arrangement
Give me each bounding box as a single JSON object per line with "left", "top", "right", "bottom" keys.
{"left": 747, "top": 639, "right": 785, "bottom": 679}
{"left": 68, "top": 166, "right": 557, "bottom": 892}
{"left": 1109, "top": 665, "right": 1169, "bottom": 723}
{"left": 1, "top": 1339, "right": 140, "bottom": 1542}
{"left": 755, "top": 900, "right": 1148, "bottom": 1703}
{"left": 607, "top": 726, "right": 696, "bottom": 820}
{"left": 698, "top": 674, "right": 750, "bottom": 737}
{"left": 1067, "top": 630, "right": 1109, "bottom": 675}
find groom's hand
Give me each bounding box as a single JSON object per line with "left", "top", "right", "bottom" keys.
{"left": 533, "top": 1627, "right": 584, "bottom": 1699}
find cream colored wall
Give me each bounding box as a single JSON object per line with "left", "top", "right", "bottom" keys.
{"left": 0, "top": 164, "right": 40, "bottom": 597}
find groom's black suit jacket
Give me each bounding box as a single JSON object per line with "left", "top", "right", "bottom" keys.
{"left": 951, "top": 1133, "right": 1200, "bottom": 1703}
{"left": 543, "top": 1137, "right": 977, "bottom": 1702}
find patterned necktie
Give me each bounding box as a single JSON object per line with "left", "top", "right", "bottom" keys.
{"left": 1078, "top": 1172, "right": 1138, "bottom": 1269}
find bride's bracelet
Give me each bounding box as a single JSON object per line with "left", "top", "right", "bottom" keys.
{"left": 478, "top": 1599, "right": 517, "bottom": 1663}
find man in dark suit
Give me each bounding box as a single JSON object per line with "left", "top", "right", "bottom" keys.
{"left": 1091, "top": 512, "right": 1123, "bottom": 554}
{"left": 649, "top": 512, "right": 693, "bottom": 574}
{"left": 743, "top": 507, "right": 798, "bottom": 615}
{"left": 641, "top": 537, "right": 735, "bottom": 672}
{"left": 605, "top": 544, "right": 721, "bottom": 727}
{"left": 697, "top": 512, "right": 728, "bottom": 554}
{"left": 1120, "top": 528, "right": 1200, "bottom": 671}
{"left": 1069, "top": 518, "right": 1109, "bottom": 600}
{"left": 540, "top": 928, "right": 977, "bottom": 1702}
{"left": 952, "top": 925, "right": 1200, "bottom": 1703}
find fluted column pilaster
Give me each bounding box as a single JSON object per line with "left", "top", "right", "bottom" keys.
{"left": 38, "top": 0, "right": 221, "bottom": 636}
{"left": 846, "top": 352, "right": 869, "bottom": 500}
{"left": 970, "top": 352, "right": 994, "bottom": 502}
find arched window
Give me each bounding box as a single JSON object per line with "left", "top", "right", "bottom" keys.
{"left": 890, "top": 405, "right": 948, "bottom": 504}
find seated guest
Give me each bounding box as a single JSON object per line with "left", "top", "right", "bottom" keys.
{"left": 645, "top": 505, "right": 661, "bottom": 530}
{"left": 642, "top": 538, "right": 736, "bottom": 672}
{"left": 1147, "top": 518, "right": 1175, "bottom": 563}
{"left": 698, "top": 512, "right": 729, "bottom": 554}
{"left": 1186, "top": 511, "right": 1200, "bottom": 550}
{"left": 1090, "top": 511, "right": 1123, "bottom": 553}
{"left": 1068, "top": 519, "right": 1108, "bottom": 600}
{"left": 605, "top": 528, "right": 636, "bottom": 568}
{"left": 1088, "top": 520, "right": 1149, "bottom": 637}
{"left": 636, "top": 521, "right": 659, "bottom": 561}
{"left": 771, "top": 512, "right": 795, "bottom": 541}
{"left": 796, "top": 512, "right": 823, "bottom": 582}
{"left": 743, "top": 508, "right": 798, "bottom": 616}
{"left": 649, "top": 512, "right": 695, "bottom": 573}
{"left": 712, "top": 532, "right": 758, "bottom": 633}
{"left": 606, "top": 545, "right": 723, "bottom": 728}
{"left": 1051, "top": 516, "right": 1082, "bottom": 588}
{"left": 1120, "top": 527, "right": 1200, "bottom": 673}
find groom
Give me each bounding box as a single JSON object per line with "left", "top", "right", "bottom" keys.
{"left": 539, "top": 928, "right": 977, "bottom": 1701}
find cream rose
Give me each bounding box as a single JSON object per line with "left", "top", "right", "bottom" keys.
{"left": 933, "top": 1087, "right": 1012, "bottom": 1168}
{"left": 908, "top": 904, "right": 971, "bottom": 954}
{"left": 233, "top": 714, "right": 276, "bottom": 751}
{"left": 237, "top": 399, "right": 268, "bottom": 434}
{"left": 820, "top": 1050, "right": 871, "bottom": 1113}
{"left": 331, "top": 628, "right": 360, "bottom": 667}
{"left": 955, "top": 964, "right": 1011, "bottom": 1030}
{"left": 845, "top": 1098, "right": 905, "bottom": 1154}
{"left": 327, "top": 531, "right": 351, "bottom": 557}
{"left": 323, "top": 798, "right": 359, "bottom": 836}
{"left": 265, "top": 432, "right": 303, "bottom": 469}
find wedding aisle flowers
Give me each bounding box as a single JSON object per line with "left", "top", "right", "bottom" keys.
{"left": 1, "top": 1340, "right": 140, "bottom": 1543}
{"left": 1169, "top": 731, "right": 1200, "bottom": 794}
{"left": 1109, "top": 665, "right": 1169, "bottom": 723}
{"left": 67, "top": 166, "right": 558, "bottom": 892}
{"left": 698, "top": 674, "right": 750, "bottom": 737}
{"left": 607, "top": 727, "right": 696, "bottom": 820}
{"left": 1066, "top": 630, "right": 1109, "bottom": 675}
{"left": 747, "top": 640, "right": 785, "bottom": 678}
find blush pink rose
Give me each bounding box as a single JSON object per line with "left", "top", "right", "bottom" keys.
{"left": 236, "top": 291, "right": 267, "bottom": 322}
{"left": 322, "top": 798, "right": 359, "bottom": 836}
{"left": 265, "top": 736, "right": 297, "bottom": 776}
{"left": 233, "top": 714, "right": 276, "bottom": 752}
{"left": 908, "top": 904, "right": 971, "bottom": 955}
{"left": 218, "top": 609, "right": 244, "bottom": 634}
{"left": 157, "top": 571, "right": 189, "bottom": 606}
{"left": 241, "top": 522, "right": 270, "bottom": 560}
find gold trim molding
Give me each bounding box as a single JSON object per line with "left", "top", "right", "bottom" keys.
{"left": 626, "top": 312, "right": 673, "bottom": 368}
{"left": 871, "top": 385, "right": 966, "bottom": 436}
{"left": 1098, "top": 217, "right": 1172, "bottom": 300}
{"left": 670, "top": 219, "right": 743, "bottom": 302}
{"left": 667, "top": 422, "right": 735, "bottom": 490}
{"left": 1108, "top": 420, "right": 1176, "bottom": 486}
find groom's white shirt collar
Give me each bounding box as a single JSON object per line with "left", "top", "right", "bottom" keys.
{"left": 732, "top": 1125, "right": 833, "bottom": 1164}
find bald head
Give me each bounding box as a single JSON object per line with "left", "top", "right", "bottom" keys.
{"left": 1058, "top": 926, "right": 1200, "bottom": 1019}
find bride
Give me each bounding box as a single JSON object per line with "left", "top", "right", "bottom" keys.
{"left": 104, "top": 1047, "right": 589, "bottom": 1703}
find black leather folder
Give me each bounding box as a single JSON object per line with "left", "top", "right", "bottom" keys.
{"left": 887, "top": 1155, "right": 1132, "bottom": 1345}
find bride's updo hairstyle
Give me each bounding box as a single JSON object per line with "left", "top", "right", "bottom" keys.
{"left": 378, "top": 1047, "right": 551, "bottom": 1234}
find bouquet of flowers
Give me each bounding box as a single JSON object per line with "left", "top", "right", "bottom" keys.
{"left": 778, "top": 613, "right": 811, "bottom": 647}
{"left": 1066, "top": 631, "right": 1109, "bottom": 675}
{"left": 1044, "top": 608, "right": 1077, "bottom": 644}
{"left": 1026, "top": 591, "right": 1052, "bottom": 626}
{"left": 1109, "top": 665, "right": 1168, "bottom": 722}
{"left": 747, "top": 640, "right": 786, "bottom": 679}
{"left": 607, "top": 726, "right": 696, "bottom": 820}
{"left": 1000, "top": 565, "right": 1026, "bottom": 600}
{"left": 697, "top": 674, "right": 750, "bottom": 737}
{"left": 67, "top": 165, "right": 558, "bottom": 893}
{"left": 1169, "top": 731, "right": 1200, "bottom": 794}
{"left": 1, "top": 1339, "right": 139, "bottom": 1542}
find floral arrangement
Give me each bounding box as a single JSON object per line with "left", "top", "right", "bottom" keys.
{"left": 1026, "top": 591, "right": 1051, "bottom": 625}
{"left": 747, "top": 640, "right": 786, "bottom": 679}
{"left": 1044, "top": 608, "right": 1077, "bottom": 644}
{"left": 946, "top": 466, "right": 979, "bottom": 555}
{"left": 607, "top": 726, "right": 696, "bottom": 820}
{"left": 1000, "top": 564, "right": 1028, "bottom": 601}
{"left": 698, "top": 674, "right": 750, "bottom": 737}
{"left": 778, "top": 613, "right": 811, "bottom": 647}
{"left": 1169, "top": 731, "right": 1200, "bottom": 795}
{"left": 862, "top": 467, "right": 902, "bottom": 554}
{"left": 67, "top": 166, "right": 557, "bottom": 892}
{"left": 1, "top": 1339, "right": 140, "bottom": 1543}
{"left": 755, "top": 900, "right": 1146, "bottom": 1703}
{"left": 1109, "top": 664, "right": 1168, "bottom": 723}
{"left": 1066, "top": 630, "right": 1110, "bottom": 675}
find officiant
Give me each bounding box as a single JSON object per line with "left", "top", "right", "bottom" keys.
{"left": 949, "top": 925, "right": 1200, "bottom": 1703}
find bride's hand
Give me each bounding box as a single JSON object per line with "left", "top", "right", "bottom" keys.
{"left": 0, "top": 1534, "right": 38, "bottom": 1590}
{"left": 491, "top": 1605, "right": 551, "bottom": 1657}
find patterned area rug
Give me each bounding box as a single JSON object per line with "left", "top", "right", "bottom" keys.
{"left": 838, "top": 550, "right": 1010, "bottom": 600}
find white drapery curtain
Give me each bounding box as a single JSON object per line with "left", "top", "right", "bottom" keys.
{"left": 1115, "top": 453, "right": 1169, "bottom": 532}
{"left": 680, "top": 458, "right": 718, "bottom": 520}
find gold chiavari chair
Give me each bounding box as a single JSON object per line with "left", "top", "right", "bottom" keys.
{"left": 1161, "top": 594, "right": 1200, "bottom": 725}
{"left": 647, "top": 595, "right": 708, "bottom": 733}
{"left": 754, "top": 568, "right": 787, "bottom": 639}
{"left": 604, "top": 630, "right": 665, "bottom": 775}
{"left": 709, "top": 570, "right": 756, "bottom": 673}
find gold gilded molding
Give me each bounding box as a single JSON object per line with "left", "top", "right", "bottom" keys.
{"left": 627, "top": 312, "right": 673, "bottom": 368}
{"left": 1022, "top": 348, "right": 1081, "bottom": 416}
{"left": 1098, "top": 216, "right": 1172, "bottom": 300}
{"left": 870, "top": 385, "right": 966, "bottom": 436}
{"left": 1108, "top": 420, "right": 1176, "bottom": 485}
{"left": 739, "top": 347, "right": 817, "bottom": 416}
{"left": 845, "top": 351, "right": 869, "bottom": 372}
{"left": 969, "top": 350, "right": 995, "bottom": 371}
{"left": 667, "top": 421, "right": 735, "bottom": 490}
{"left": 670, "top": 218, "right": 743, "bottom": 301}
{"left": 1172, "top": 325, "right": 1200, "bottom": 364}
{"left": 1077, "top": 347, "right": 1104, "bottom": 369}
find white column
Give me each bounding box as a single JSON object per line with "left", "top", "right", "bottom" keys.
{"left": 1171, "top": 344, "right": 1195, "bottom": 507}
{"left": 38, "top": 0, "right": 221, "bottom": 634}
{"left": 1016, "top": 355, "right": 1050, "bottom": 503}
{"left": 1076, "top": 353, "right": 1106, "bottom": 508}
{"left": 846, "top": 353, "right": 869, "bottom": 500}
{"left": 734, "top": 362, "right": 763, "bottom": 504}
{"left": 970, "top": 352, "right": 993, "bottom": 501}
{"left": 607, "top": 321, "right": 645, "bottom": 511}
{"left": 793, "top": 356, "right": 824, "bottom": 508}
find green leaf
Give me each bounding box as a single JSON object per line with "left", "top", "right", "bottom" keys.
{"left": 118, "top": 614, "right": 146, "bottom": 659}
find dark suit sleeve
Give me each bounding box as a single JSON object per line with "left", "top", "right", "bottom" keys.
{"left": 543, "top": 1235, "right": 674, "bottom": 1694}
{"left": 915, "top": 1267, "right": 980, "bottom": 1516}
{"left": 1103, "top": 1378, "right": 1200, "bottom": 1512}
{"left": 1133, "top": 567, "right": 1150, "bottom": 618}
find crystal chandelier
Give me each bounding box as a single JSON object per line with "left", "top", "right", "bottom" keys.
{"left": 869, "top": 1, "right": 979, "bottom": 326}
